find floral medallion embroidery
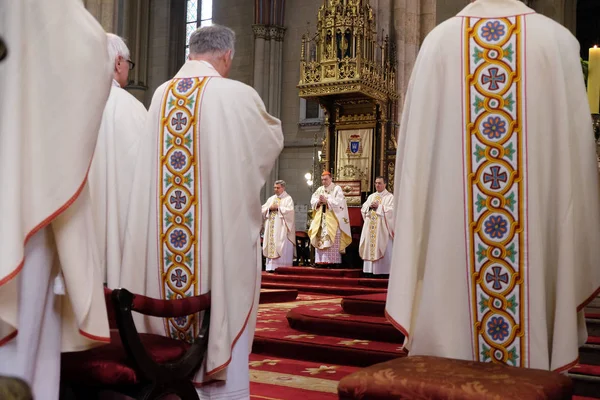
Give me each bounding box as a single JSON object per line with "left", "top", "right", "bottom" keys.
{"left": 158, "top": 77, "right": 208, "bottom": 342}
{"left": 463, "top": 17, "right": 528, "bottom": 367}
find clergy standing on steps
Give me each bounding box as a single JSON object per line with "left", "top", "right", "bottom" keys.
{"left": 88, "top": 33, "right": 147, "bottom": 289}
{"left": 386, "top": 0, "right": 600, "bottom": 372}
{"left": 119, "top": 25, "right": 283, "bottom": 399}
{"left": 359, "top": 176, "right": 394, "bottom": 276}
{"left": 262, "top": 180, "right": 295, "bottom": 272}
{"left": 309, "top": 171, "right": 352, "bottom": 266}
{"left": 0, "top": 1, "right": 113, "bottom": 399}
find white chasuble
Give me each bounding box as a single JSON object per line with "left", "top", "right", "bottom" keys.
{"left": 359, "top": 190, "right": 394, "bottom": 262}
{"left": 262, "top": 193, "right": 295, "bottom": 261}
{"left": 385, "top": 0, "right": 600, "bottom": 372}
{"left": 0, "top": 0, "right": 112, "bottom": 353}
{"left": 89, "top": 82, "right": 147, "bottom": 289}
{"left": 308, "top": 184, "right": 352, "bottom": 254}
{"left": 120, "top": 60, "right": 283, "bottom": 383}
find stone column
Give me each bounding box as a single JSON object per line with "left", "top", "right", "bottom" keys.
{"left": 84, "top": 0, "right": 117, "bottom": 32}
{"left": 253, "top": 25, "right": 286, "bottom": 202}
{"left": 394, "top": 0, "right": 437, "bottom": 116}
{"left": 122, "top": 0, "right": 151, "bottom": 102}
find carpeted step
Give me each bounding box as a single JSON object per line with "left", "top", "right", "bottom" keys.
{"left": 261, "top": 282, "right": 386, "bottom": 296}
{"left": 580, "top": 336, "right": 600, "bottom": 366}
{"left": 586, "top": 315, "right": 600, "bottom": 337}
{"left": 262, "top": 272, "right": 388, "bottom": 288}
{"left": 341, "top": 293, "right": 387, "bottom": 316}
{"left": 273, "top": 267, "right": 361, "bottom": 278}
{"left": 569, "top": 364, "right": 600, "bottom": 398}
{"left": 259, "top": 289, "right": 299, "bottom": 304}
{"left": 286, "top": 304, "right": 404, "bottom": 343}
{"left": 254, "top": 298, "right": 404, "bottom": 367}
{"left": 588, "top": 296, "right": 600, "bottom": 309}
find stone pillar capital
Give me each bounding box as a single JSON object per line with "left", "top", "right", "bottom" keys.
{"left": 252, "top": 24, "right": 270, "bottom": 40}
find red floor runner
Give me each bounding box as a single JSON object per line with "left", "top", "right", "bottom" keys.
{"left": 261, "top": 282, "right": 387, "bottom": 296}
{"left": 287, "top": 303, "right": 404, "bottom": 343}
{"left": 571, "top": 363, "right": 600, "bottom": 376}
{"left": 273, "top": 266, "right": 361, "bottom": 278}
{"left": 263, "top": 272, "right": 388, "bottom": 288}
{"left": 259, "top": 289, "right": 298, "bottom": 304}
{"left": 249, "top": 349, "right": 359, "bottom": 399}
{"left": 341, "top": 292, "right": 387, "bottom": 316}
{"left": 253, "top": 298, "right": 404, "bottom": 367}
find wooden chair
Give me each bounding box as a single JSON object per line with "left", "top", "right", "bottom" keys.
{"left": 61, "top": 288, "right": 211, "bottom": 400}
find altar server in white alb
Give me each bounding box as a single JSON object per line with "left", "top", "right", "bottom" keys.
{"left": 359, "top": 177, "right": 394, "bottom": 276}
{"left": 0, "top": 1, "right": 113, "bottom": 399}
{"left": 262, "top": 180, "right": 295, "bottom": 271}
{"left": 88, "top": 33, "right": 147, "bottom": 289}
{"left": 120, "top": 25, "right": 283, "bottom": 398}
{"left": 309, "top": 171, "right": 352, "bottom": 265}
{"left": 386, "top": 0, "right": 600, "bottom": 372}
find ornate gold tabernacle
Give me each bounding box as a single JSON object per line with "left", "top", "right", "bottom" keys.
{"left": 298, "top": 0, "right": 398, "bottom": 194}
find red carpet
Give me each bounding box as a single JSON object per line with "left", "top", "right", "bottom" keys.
{"left": 253, "top": 298, "right": 405, "bottom": 367}
{"left": 262, "top": 272, "right": 388, "bottom": 288}
{"left": 249, "top": 353, "right": 358, "bottom": 399}
{"left": 261, "top": 281, "right": 386, "bottom": 296}
{"left": 287, "top": 303, "right": 404, "bottom": 343}
{"left": 586, "top": 312, "right": 600, "bottom": 319}
{"left": 259, "top": 289, "right": 298, "bottom": 304}
{"left": 571, "top": 364, "right": 600, "bottom": 376}
{"left": 273, "top": 266, "right": 361, "bottom": 278}
{"left": 341, "top": 292, "right": 387, "bottom": 316}
{"left": 588, "top": 336, "right": 600, "bottom": 345}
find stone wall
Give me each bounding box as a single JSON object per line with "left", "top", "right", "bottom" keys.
{"left": 213, "top": 0, "right": 255, "bottom": 86}
{"left": 279, "top": 0, "right": 324, "bottom": 229}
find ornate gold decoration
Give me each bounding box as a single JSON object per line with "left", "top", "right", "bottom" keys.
{"left": 298, "top": 0, "right": 397, "bottom": 102}
{"left": 299, "top": 0, "right": 399, "bottom": 193}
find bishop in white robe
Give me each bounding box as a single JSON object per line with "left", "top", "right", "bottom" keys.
{"left": 120, "top": 25, "right": 283, "bottom": 398}
{"left": 359, "top": 177, "right": 394, "bottom": 276}
{"left": 262, "top": 180, "right": 295, "bottom": 271}
{"left": 309, "top": 171, "right": 352, "bottom": 265}
{"left": 0, "top": 1, "right": 112, "bottom": 398}
{"left": 386, "top": 0, "right": 600, "bottom": 372}
{"left": 88, "top": 33, "right": 147, "bottom": 289}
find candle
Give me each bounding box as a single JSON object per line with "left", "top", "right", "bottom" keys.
{"left": 588, "top": 45, "right": 600, "bottom": 114}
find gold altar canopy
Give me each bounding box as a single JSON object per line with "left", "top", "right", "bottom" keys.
{"left": 298, "top": 0, "right": 398, "bottom": 196}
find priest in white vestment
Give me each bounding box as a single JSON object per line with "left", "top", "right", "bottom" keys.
{"left": 386, "top": 0, "right": 600, "bottom": 372}
{"left": 120, "top": 25, "right": 283, "bottom": 398}
{"left": 309, "top": 171, "right": 352, "bottom": 266}
{"left": 261, "top": 180, "right": 295, "bottom": 272}
{"left": 0, "top": 1, "right": 113, "bottom": 399}
{"left": 359, "top": 177, "right": 394, "bottom": 276}
{"left": 88, "top": 33, "right": 147, "bottom": 289}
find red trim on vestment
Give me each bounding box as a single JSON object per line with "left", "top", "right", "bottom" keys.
{"left": 0, "top": 163, "right": 111, "bottom": 348}
{"left": 0, "top": 172, "right": 88, "bottom": 287}
{"left": 204, "top": 301, "right": 255, "bottom": 377}
{"left": 554, "top": 357, "right": 579, "bottom": 374}
{"left": 384, "top": 309, "right": 410, "bottom": 340}
{"left": 578, "top": 286, "right": 600, "bottom": 312}
{"left": 78, "top": 329, "right": 111, "bottom": 343}
{"left": 0, "top": 330, "right": 18, "bottom": 347}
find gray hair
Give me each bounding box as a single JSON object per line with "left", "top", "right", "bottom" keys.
{"left": 106, "top": 33, "right": 130, "bottom": 65}
{"left": 189, "top": 25, "right": 235, "bottom": 59}
{"left": 274, "top": 180, "right": 286, "bottom": 188}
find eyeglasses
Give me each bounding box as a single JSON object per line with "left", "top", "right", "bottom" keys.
{"left": 126, "top": 59, "right": 135, "bottom": 70}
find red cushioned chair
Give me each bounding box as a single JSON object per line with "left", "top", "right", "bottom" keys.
{"left": 61, "top": 288, "right": 210, "bottom": 400}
